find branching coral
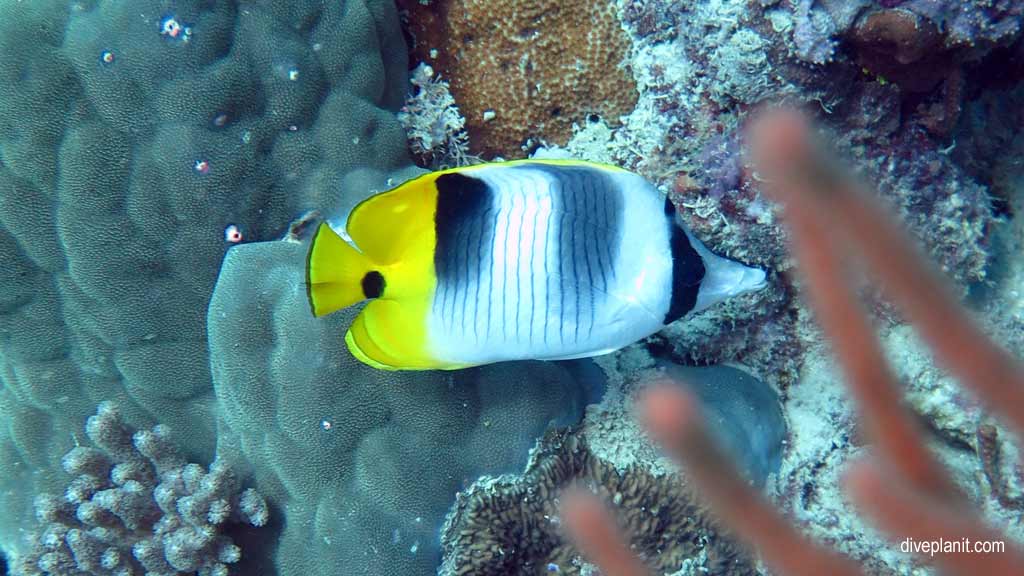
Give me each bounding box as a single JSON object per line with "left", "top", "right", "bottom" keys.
{"left": 438, "top": 427, "right": 754, "bottom": 575}
{"left": 10, "top": 403, "right": 267, "bottom": 576}
{"left": 399, "top": 0, "right": 638, "bottom": 157}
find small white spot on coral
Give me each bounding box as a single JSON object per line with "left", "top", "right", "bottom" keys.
{"left": 224, "top": 225, "right": 243, "bottom": 243}
{"left": 161, "top": 16, "right": 182, "bottom": 37}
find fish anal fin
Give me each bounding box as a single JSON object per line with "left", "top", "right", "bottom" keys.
{"left": 345, "top": 299, "right": 438, "bottom": 370}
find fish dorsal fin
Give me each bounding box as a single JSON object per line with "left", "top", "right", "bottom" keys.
{"left": 345, "top": 172, "right": 442, "bottom": 264}
{"left": 345, "top": 161, "right": 619, "bottom": 264}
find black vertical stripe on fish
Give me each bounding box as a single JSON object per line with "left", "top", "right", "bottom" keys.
{"left": 568, "top": 183, "right": 581, "bottom": 343}
{"left": 454, "top": 216, "right": 466, "bottom": 332}
{"left": 452, "top": 214, "right": 470, "bottom": 333}
{"left": 435, "top": 172, "right": 492, "bottom": 334}
{"left": 665, "top": 216, "right": 706, "bottom": 324}
{"left": 462, "top": 204, "right": 481, "bottom": 339}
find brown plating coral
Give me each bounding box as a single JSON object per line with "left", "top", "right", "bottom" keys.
{"left": 438, "top": 427, "right": 755, "bottom": 575}
{"left": 399, "top": 0, "right": 638, "bottom": 158}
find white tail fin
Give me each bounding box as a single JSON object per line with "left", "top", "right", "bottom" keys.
{"left": 683, "top": 229, "right": 767, "bottom": 313}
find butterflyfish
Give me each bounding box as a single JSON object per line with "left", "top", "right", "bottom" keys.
{"left": 306, "top": 159, "right": 767, "bottom": 370}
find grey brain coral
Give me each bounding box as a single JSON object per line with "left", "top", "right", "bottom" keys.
{"left": 439, "top": 427, "right": 755, "bottom": 576}
{"left": 208, "top": 240, "right": 593, "bottom": 575}
{"left": 0, "top": 0, "right": 408, "bottom": 561}
{"left": 11, "top": 403, "right": 267, "bottom": 576}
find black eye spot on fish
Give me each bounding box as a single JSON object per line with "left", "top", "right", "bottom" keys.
{"left": 362, "top": 271, "right": 385, "bottom": 298}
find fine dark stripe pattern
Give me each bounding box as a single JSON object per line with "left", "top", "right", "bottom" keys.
{"left": 474, "top": 206, "right": 491, "bottom": 343}
{"left": 582, "top": 172, "right": 597, "bottom": 338}
{"left": 516, "top": 164, "right": 624, "bottom": 345}
{"left": 511, "top": 191, "right": 523, "bottom": 341}
{"left": 435, "top": 172, "right": 493, "bottom": 336}
{"left": 528, "top": 191, "right": 537, "bottom": 345}
{"left": 557, "top": 199, "right": 568, "bottom": 346}
{"left": 499, "top": 193, "right": 510, "bottom": 341}
{"left": 436, "top": 165, "right": 628, "bottom": 347}
{"left": 568, "top": 182, "right": 581, "bottom": 342}
{"left": 543, "top": 194, "right": 553, "bottom": 345}
{"left": 664, "top": 198, "right": 706, "bottom": 324}
{"left": 486, "top": 207, "right": 500, "bottom": 341}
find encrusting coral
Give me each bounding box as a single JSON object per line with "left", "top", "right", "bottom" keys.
{"left": 399, "top": 0, "right": 638, "bottom": 158}
{"left": 438, "top": 427, "right": 754, "bottom": 576}
{"left": 10, "top": 402, "right": 267, "bottom": 576}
